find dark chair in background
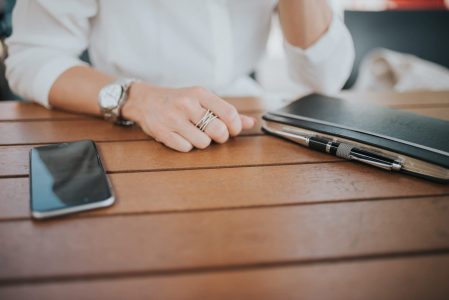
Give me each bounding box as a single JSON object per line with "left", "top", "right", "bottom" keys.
{"left": 0, "top": 0, "right": 17, "bottom": 100}
{"left": 343, "top": 9, "right": 449, "bottom": 88}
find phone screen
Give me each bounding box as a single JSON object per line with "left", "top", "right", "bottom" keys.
{"left": 30, "top": 140, "right": 114, "bottom": 218}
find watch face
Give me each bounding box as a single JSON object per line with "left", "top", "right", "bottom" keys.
{"left": 100, "top": 85, "right": 123, "bottom": 110}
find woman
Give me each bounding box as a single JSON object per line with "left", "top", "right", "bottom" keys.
{"left": 5, "top": 0, "right": 354, "bottom": 152}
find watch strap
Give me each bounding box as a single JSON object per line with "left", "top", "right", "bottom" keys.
{"left": 114, "top": 78, "right": 138, "bottom": 126}
{"left": 99, "top": 78, "right": 138, "bottom": 126}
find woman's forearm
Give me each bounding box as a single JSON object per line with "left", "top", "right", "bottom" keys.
{"left": 278, "top": 0, "right": 332, "bottom": 49}
{"left": 49, "top": 66, "right": 115, "bottom": 116}
{"left": 47, "top": 66, "right": 255, "bottom": 152}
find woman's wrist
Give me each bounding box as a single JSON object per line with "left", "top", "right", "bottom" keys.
{"left": 121, "top": 81, "right": 148, "bottom": 124}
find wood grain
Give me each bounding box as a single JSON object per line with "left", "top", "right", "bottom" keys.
{"left": 0, "top": 101, "right": 86, "bottom": 121}
{"left": 3, "top": 97, "right": 445, "bottom": 147}
{"left": 0, "top": 98, "right": 269, "bottom": 121}
{"left": 1, "top": 196, "right": 448, "bottom": 281}
{"left": 0, "top": 136, "right": 340, "bottom": 177}
{"left": 339, "top": 90, "right": 449, "bottom": 108}
{"left": 2, "top": 92, "right": 448, "bottom": 122}
{"left": 1, "top": 254, "right": 448, "bottom": 300}
{"left": 0, "top": 178, "right": 29, "bottom": 220}
{"left": 1, "top": 162, "right": 449, "bottom": 221}
{"left": 0, "top": 120, "right": 148, "bottom": 145}
{"left": 1, "top": 93, "right": 448, "bottom": 298}
{"left": 0, "top": 112, "right": 263, "bottom": 145}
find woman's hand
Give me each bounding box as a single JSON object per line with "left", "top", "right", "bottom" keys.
{"left": 122, "top": 83, "right": 256, "bottom": 152}
{"left": 48, "top": 66, "right": 255, "bottom": 152}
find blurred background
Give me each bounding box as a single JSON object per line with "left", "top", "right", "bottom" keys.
{"left": 258, "top": 0, "right": 449, "bottom": 98}
{"left": 1, "top": 0, "right": 449, "bottom": 101}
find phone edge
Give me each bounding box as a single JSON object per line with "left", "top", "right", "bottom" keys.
{"left": 29, "top": 140, "right": 117, "bottom": 220}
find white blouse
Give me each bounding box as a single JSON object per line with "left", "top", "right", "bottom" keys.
{"left": 5, "top": 0, "right": 354, "bottom": 108}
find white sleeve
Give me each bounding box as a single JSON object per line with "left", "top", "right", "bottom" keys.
{"left": 283, "top": 10, "right": 355, "bottom": 94}
{"left": 5, "top": 0, "right": 98, "bottom": 108}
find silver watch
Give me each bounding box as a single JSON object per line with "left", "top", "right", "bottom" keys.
{"left": 98, "top": 78, "right": 137, "bottom": 126}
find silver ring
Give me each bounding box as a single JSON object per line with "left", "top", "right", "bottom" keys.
{"left": 195, "top": 109, "right": 218, "bottom": 132}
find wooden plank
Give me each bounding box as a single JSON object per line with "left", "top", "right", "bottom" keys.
{"left": 0, "top": 98, "right": 271, "bottom": 121}
{"left": 0, "top": 120, "right": 148, "bottom": 145}
{"left": 226, "top": 96, "right": 280, "bottom": 112}
{"left": 1, "top": 196, "right": 448, "bottom": 281}
{"left": 339, "top": 90, "right": 449, "bottom": 108}
{"left": 0, "top": 105, "right": 446, "bottom": 147}
{"left": 1, "top": 254, "right": 448, "bottom": 300}
{"left": 0, "top": 145, "right": 30, "bottom": 177}
{"left": 0, "top": 101, "right": 86, "bottom": 121}
{"left": 0, "top": 112, "right": 263, "bottom": 145}
{"left": 2, "top": 92, "right": 449, "bottom": 122}
{"left": 0, "top": 136, "right": 340, "bottom": 177}
{"left": 275, "top": 91, "right": 449, "bottom": 111}
{"left": 1, "top": 162, "right": 449, "bottom": 220}
{"left": 0, "top": 178, "right": 29, "bottom": 220}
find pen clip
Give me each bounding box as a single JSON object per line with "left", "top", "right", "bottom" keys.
{"left": 348, "top": 154, "right": 402, "bottom": 171}
{"left": 265, "top": 126, "right": 310, "bottom": 146}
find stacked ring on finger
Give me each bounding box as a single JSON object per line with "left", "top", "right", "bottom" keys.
{"left": 195, "top": 109, "right": 218, "bottom": 132}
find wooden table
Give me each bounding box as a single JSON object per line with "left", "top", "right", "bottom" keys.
{"left": 1, "top": 91, "right": 449, "bottom": 299}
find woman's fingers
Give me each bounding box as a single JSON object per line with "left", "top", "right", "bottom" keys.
{"left": 133, "top": 84, "right": 256, "bottom": 152}
{"left": 198, "top": 92, "right": 256, "bottom": 135}
{"left": 189, "top": 106, "right": 229, "bottom": 144}
{"left": 178, "top": 96, "right": 230, "bottom": 144}
{"left": 174, "top": 121, "right": 212, "bottom": 149}
{"left": 156, "top": 129, "right": 193, "bottom": 153}
{"left": 204, "top": 118, "right": 229, "bottom": 144}
{"left": 240, "top": 114, "right": 256, "bottom": 130}
{"left": 196, "top": 90, "right": 242, "bottom": 137}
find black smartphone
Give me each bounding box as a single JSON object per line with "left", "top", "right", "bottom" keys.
{"left": 29, "top": 140, "right": 115, "bottom": 219}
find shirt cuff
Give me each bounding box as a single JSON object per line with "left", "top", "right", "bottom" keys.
{"left": 283, "top": 12, "right": 347, "bottom": 65}
{"left": 32, "top": 56, "right": 88, "bottom": 108}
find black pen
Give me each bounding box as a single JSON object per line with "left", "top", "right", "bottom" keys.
{"left": 266, "top": 126, "right": 403, "bottom": 172}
